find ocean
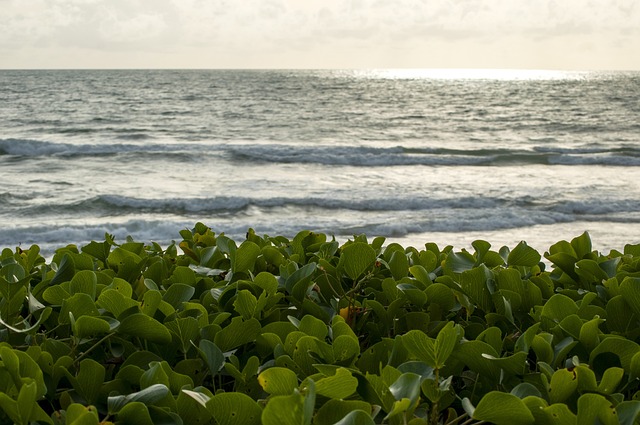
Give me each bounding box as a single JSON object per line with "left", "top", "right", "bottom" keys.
{"left": 1, "top": 69, "right": 639, "bottom": 256}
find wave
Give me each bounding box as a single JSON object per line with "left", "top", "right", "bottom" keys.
{"left": 227, "top": 143, "right": 640, "bottom": 167}
{"left": 13, "top": 194, "right": 506, "bottom": 216}
{"left": 0, "top": 138, "right": 209, "bottom": 159}
{"left": 12, "top": 193, "right": 640, "bottom": 223}
{"left": 2, "top": 207, "right": 639, "bottom": 258}
{"left": 2, "top": 138, "right": 639, "bottom": 167}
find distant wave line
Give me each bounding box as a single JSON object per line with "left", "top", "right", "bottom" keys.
{"left": 7, "top": 193, "right": 640, "bottom": 220}
{"left": 1, "top": 138, "right": 639, "bottom": 167}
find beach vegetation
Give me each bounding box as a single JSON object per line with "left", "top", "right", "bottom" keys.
{"left": 1, "top": 225, "right": 640, "bottom": 424}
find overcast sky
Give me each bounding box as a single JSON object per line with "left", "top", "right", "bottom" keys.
{"left": 1, "top": 0, "right": 638, "bottom": 70}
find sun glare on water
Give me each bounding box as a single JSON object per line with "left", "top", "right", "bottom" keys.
{"left": 353, "top": 68, "right": 585, "bottom": 80}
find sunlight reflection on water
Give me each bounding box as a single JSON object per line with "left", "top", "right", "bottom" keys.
{"left": 351, "top": 68, "right": 589, "bottom": 80}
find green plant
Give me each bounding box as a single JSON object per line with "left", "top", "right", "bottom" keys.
{"left": 1, "top": 227, "right": 639, "bottom": 424}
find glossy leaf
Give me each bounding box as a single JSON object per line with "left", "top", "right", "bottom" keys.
{"left": 507, "top": 241, "right": 541, "bottom": 267}
{"left": 338, "top": 242, "right": 376, "bottom": 280}
{"left": 577, "top": 393, "right": 618, "bottom": 425}
{"left": 206, "top": 392, "right": 262, "bottom": 425}
{"left": 315, "top": 368, "right": 358, "bottom": 399}
{"left": 314, "top": 400, "right": 372, "bottom": 425}
{"left": 214, "top": 316, "right": 261, "bottom": 352}
{"left": 261, "top": 391, "right": 305, "bottom": 425}
{"left": 473, "top": 391, "right": 534, "bottom": 425}
{"left": 108, "top": 384, "right": 170, "bottom": 415}
{"left": 118, "top": 313, "right": 172, "bottom": 344}
{"left": 258, "top": 367, "right": 299, "bottom": 396}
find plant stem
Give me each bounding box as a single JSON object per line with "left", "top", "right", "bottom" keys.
{"left": 74, "top": 332, "right": 116, "bottom": 365}
{"left": 444, "top": 413, "right": 469, "bottom": 425}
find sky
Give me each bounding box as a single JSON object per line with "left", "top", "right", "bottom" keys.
{"left": 1, "top": 0, "right": 638, "bottom": 70}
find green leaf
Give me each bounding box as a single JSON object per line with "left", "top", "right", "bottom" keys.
{"left": 339, "top": 242, "right": 377, "bottom": 281}
{"left": 206, "top": 392, "right": 262, "bottom": 425}
{"left": 597, "top": 367, "right": 624, "bottom": 395}
{"left": 571, "top": 231, "right": 592, "bottom": 259}
{"left": 17, "top": 380, "right": 38, "bottom": 425}
{"left": 107, "top": 277, "right": 133, "bottom": 298}
{"left": 258, "top": 367, "right": 299, "bottom": 396}
{"left": 141, "top": 289, "right": 162, "bottom": 317}
{"left": 409, "top": 265, "right": 432, "bottom": 286}
{"left": 163, "top": 283, "right": 196, "bottom": 309}
{"left": 0, "top": 347, "right": 47, "bottom": 398}
{"left": 388, "top": 250, "right": 409, "bottom": 280}
{"left": 508, "top": 241, "right": 541, "bottom": 267}
{"left": 65, "top": 404, "right": 100, "bottom": 425}
{"left": 73, "top": 315, "right": 113, "bottom": 338}
{"left": 384, "top": 398, "right": 413, "bottom": 420}
{"left": 548, "top": 368, "right": 578, "bottom": 404}
{"left": 541, "top": 294, "right": 578, "bottom": 326}
{"left": 620, "top": 277, "right": 640, "bottom": 316}
{"left": 316, "top": 368, "right": 358, "bottom": 399}
{"left": 303, "top": 379, "right": 316, "bottom": 425}
{"left": 214, "top": 316, "right": 261, "bottom": 352}
{"left": 617, "top": 401, "right": 640, "bottom": 425}
{"left": 50, "top": 254, "right": 75, "bottom": 286}
{"left": 579, "top": 316, "right": 604, "bottom": 353}
{"left": 333, "top": 410, "right": 375, "bottom": 425}
{"left": 140, "top": 361, "right": 170, "bottom": 389}
{"left": 473, "top": 391, "right": 535, "bottom": 425}
{"left": 403, "top": 322, "right": 459, "bottom": 369}
{"left": 118, "top": 313, "right": 172, "bottom": 344}
{"left": 332, "top": 327, "right": 360, "bottom": 364}
{"left": 234, "top": 289, "right": 258, "bottom": 320}
{"left": 68, "top": 270, "right": 97, "bottom": 300}
{"left": 232, "top": 241, "right": 261, "bottom": 274}
{"left": 434, "top": 322, "right": 460, "bottom": 368}
{"left": 590, "top": 336, "right": 640, "bottom": 373}
{"left": 511, "top": 383, "right": 542, "bottom": 399}
{"left": 254, "top": 272, "right": 279, "bottom": 294}
{"left": 115, "top": 402, "right": 154, "bottom": 425}
{"left": 81, "top": 240, "right": 111, "bottom": 264}
{"left": 108, "top": 384, "right": 170, "bottom": 415}
{"left": 459, "top": 264, "right": 493, "bottom": 312}
{"left": 298, "top": 314, "right": 328, "bottom": 340}
{"left": 484, "top": 351, "right": 528, "bottom": 376}
{"left": 577, "top": 393, "right": 618, "bottom": 425}
{"left": 284, "top": 263, "right": 317, "bottom": 294}
{"left": 403, "top": 330, "right": 436, "bottom": 368}
{"left": 541, "top": 403, "right": 577, "bottom": 424}
{"left": 315, "top": 401, "right": 373, "bottom": 425}
{"left": 0, "top": 380, "right": 53, "bottom": 425}
{"left": 450, "top": 340, "right": 501, "bottom": 382}
{"left": 42, "top": 285, "right": 71, "bottom": 305}
{"left": 107, "top": 247, "right": 142, "bottom": 269}
{"left": 425, "top": 283, "right": 455, "bottom": 312}
{"left": 176, "top": 388, "right": 212, "bottom": 425}
{"left": 0, "top": 393, "right": 20, "bottom": 425}
{"left": 59, "top": 293, "right": 100, "bottom": 325}
{"left": 262, "top": 391, "right": 305, "bottom": 425}
{"left": 63, "top": 359, "right": 105, "bottom": 405}
{"left": 197, "top": 339, "right": 225, "bottom": 376}
{"left": 389, "top": 372, "right": 422, "bottom": 404}
{"left": 444, "top": 251, "right": 476, "bottom": 274}
{"left": 96, "top": 288, "right": 139, "bottom": 318}
{"left": 165, "top": 317, "right": 200, "bottom": 354}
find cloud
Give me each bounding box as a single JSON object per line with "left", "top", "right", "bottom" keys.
{"left": 0, "top": 0, "right": 638, "bottom": 68}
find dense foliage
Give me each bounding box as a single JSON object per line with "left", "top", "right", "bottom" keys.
{"left": 1, "top": 224, "right": 640, "bottom": 424}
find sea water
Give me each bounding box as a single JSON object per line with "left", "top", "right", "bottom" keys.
{"left": 1, "top": 69, "right": 639, "bottom": 256}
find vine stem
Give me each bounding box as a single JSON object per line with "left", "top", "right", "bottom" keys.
{"left": 444, "top": 413, "right": 469, "bottom": 425}
{"left": 460, "top": 418, "right": 486, "bottom": 425}
{"left": 74, "top": 332, "right": 117, "bottom": 365}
